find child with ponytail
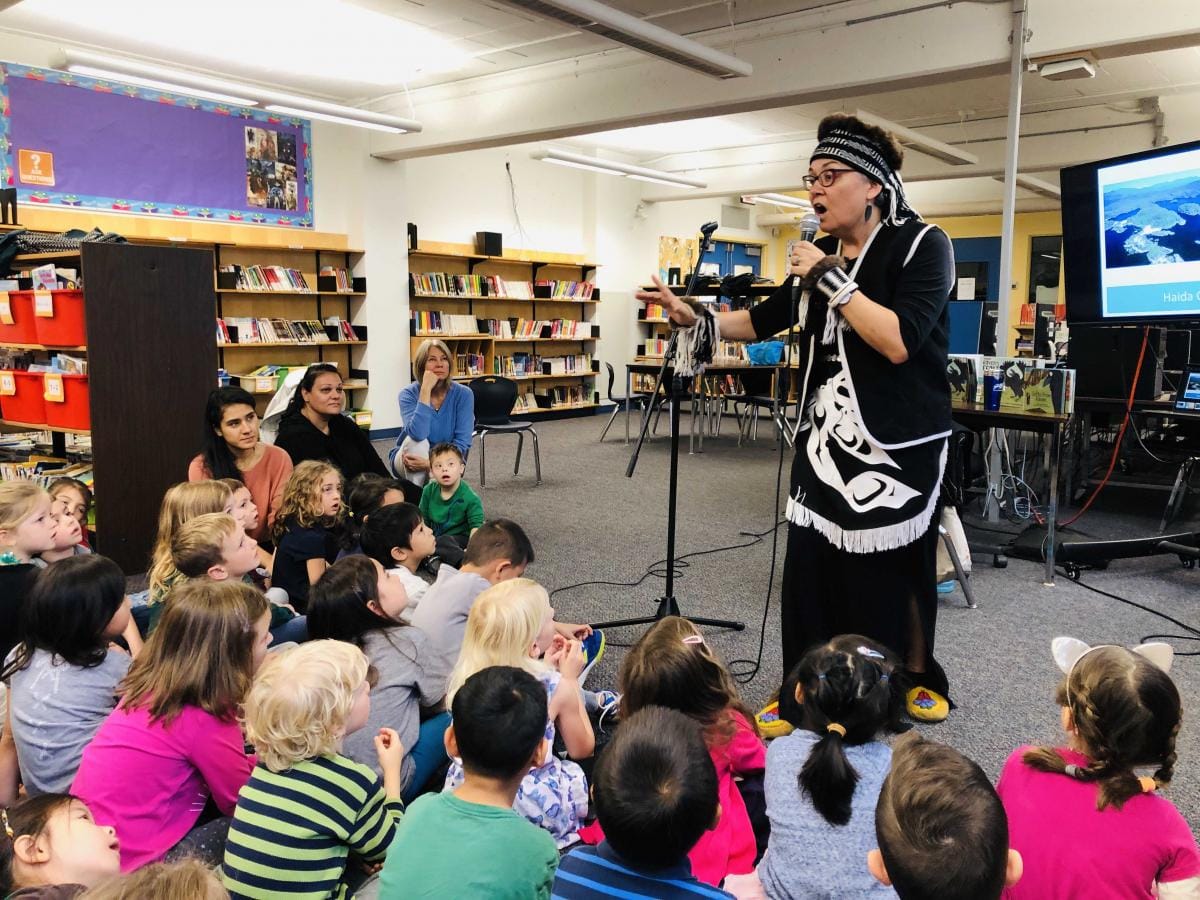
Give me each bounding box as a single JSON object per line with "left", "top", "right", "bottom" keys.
{"left": 597, "top": 615, "right": 765, "bottom": 887}
{"left": 997, "top": 637, "right": 1199, "bottom": 899}
{"left": 758, "top": 634, "right": 897, "bottom": 898}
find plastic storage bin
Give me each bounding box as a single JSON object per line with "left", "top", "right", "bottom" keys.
{"left": 31, "top": 290, "right": 86, "bottom": 347}
{"left": 0, "top": 370, "right": 47, "bottom": 424}
{"left": 43, "top": 373, "right": 90, "bottom": 430}
{"left": 0, "top": 292, "right": 39, "bottom": 344}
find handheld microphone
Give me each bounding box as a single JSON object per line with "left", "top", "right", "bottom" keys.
{"left": 792, "top": 211, "right": 821, "bottom": 300}
{"left": 700, "top": 220, "right": 719, "bottom": 237}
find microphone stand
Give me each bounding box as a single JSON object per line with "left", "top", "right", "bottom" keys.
{"left": 592, "top": 225, "right": 745, "bottom": 633}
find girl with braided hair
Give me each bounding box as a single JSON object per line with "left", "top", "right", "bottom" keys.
{"left": 757, "top": 635, "right": 898, "bottom": 898}
{"left": 637, "top": 113, "right": 955, "bottom": 723}
{"left": 997, "top": 638, "right": 1199, "bottom": 898}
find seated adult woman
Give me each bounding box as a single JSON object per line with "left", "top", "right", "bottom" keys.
{"left": 392, "top": 339, "right": 475, "bottom": 483}
{"left": 274, "top": 364, "right": 389, "bottom": 481}
{"left": 188, "top": 386, "right": 292, "bottom": 543}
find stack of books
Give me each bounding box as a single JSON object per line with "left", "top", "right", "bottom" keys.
{"left": 409, "top": 311, "right": 481, "bottom": 336}
{"left": 496, "top": 353, "right": 541, "bottom": 377}
{"left": 229, "top": 265, "right": 311, "bottom": 292}
{"left": 216, "top": 317, "right": 335, "bottom": 344}
{"left": 541, "top": 354, "right": 593, "bottom": 375}
{"left": 319, "top": 266, "right": 353, "bottom": 292}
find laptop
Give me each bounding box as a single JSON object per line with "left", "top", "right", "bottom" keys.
{"left": 1173, "top": 367, "right": 1200, "bottom": 413}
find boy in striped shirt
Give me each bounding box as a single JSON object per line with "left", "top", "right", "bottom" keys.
{"left": 222, "top": 640, "right": 404, "bottom": 900}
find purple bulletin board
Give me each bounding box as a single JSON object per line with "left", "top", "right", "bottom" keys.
{"left": 0, "top": 63, "right": 314, "bottom": 228}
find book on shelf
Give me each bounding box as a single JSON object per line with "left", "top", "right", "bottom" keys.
{"left": 541, "top": 354, "right": 594, "bottom": 375}
{"left": 410, "top": 272, "right": 593, "bottom": 301}
{"left": 985, "top": 357, "right": 1076, "bottom": 415}
{"left": 456, "top": 353, "right": 486, "bottom": 376}
{"left": 223, "top": 264, "right": 312, "bottom": 292}
{"left": 512, "top": 392, "right": 534, "bottom": 412}
{"left": 216, "top": 316, "right": 349, "bottom": 344}
{"left": 534, "top": 384, "right": 594, "bottom": 409}
{"left": 641, "top": 338, "right": 669, "bottom": 357}
{"left": 478, "top": 318, "right": 514, "bottom": 338}
{"left": 641, "top": 302, "right": 666, "bottom": 320}
{"left": 409, "top": 311, "right": 481, "bottom": 336}
{"left": 319, "top": 266, "right": 352, "bottom": 292}
{"left": 496, "top": 353, "right": 541, "bottom": 376}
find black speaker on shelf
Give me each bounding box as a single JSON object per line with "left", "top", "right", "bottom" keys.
{"left": 1068, "top": 326, "right": 1163, "bottom": 401}
{"left": 475, "top": 231, "right": 502, "bottom": 256}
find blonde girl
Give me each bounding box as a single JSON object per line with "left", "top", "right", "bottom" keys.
{"left": 147, "top": 480, "right": 235, "bottom": 600}
{"left": 270, "top": 461, "right": 344, "bottom": 613}
{"left": 71, "top": 580, "right": 270, "bottom": 871}
{"left": 0, "top": 482, "right": 58, "bottom": 662}
{"left": 444, "top": 578, "right": 592, "bottom": 849}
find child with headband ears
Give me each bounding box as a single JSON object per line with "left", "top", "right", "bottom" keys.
{"left": 754, "top": 634, "right": 898, "bottom": 899}
{"left": 997, "top": 637, "right": 1199, "bottom": 899}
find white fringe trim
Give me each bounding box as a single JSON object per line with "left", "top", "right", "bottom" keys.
{"left": 786, "top": 441, "right": 948, "bottom": 555}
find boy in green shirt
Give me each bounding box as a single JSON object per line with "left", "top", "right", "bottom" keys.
{"left": 419, "top": 443, "right": 484, "bottom": 546}
{"left": 378, "top": 666, "right": 559, "bottom": 899}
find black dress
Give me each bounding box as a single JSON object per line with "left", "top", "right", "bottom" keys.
{"left": 750, "top": 222, "right": 955, "bottom": 695}
{"left": 274, "top": 411, "right": 389, "bottom": 481}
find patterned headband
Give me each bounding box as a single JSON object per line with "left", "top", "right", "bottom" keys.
{"left": 810, "top": 128, "right": 919, "bottom": 226}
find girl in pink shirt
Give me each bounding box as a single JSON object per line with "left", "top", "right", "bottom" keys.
{"left": 72, "top": 580, "right": 272, "bottom": 872}
{"left": 584, "top": 615, "right": 766, "bottom": 886}
{"left": 998, "top": 638, "right": 1199, "bottom": 899}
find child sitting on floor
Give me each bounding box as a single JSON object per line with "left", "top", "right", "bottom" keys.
{"left": 222, "top": 640, "right": 404, "bottom": 900}
{"left": 555, "top": 706, "right": 734, "bottom": 900}
{"left": 757, "top": 635, "right": 898, "bottom": 899}
{"left": 48, "top": 477, "right": 93, "bottom": 551}
{"left": 444, "top": 579, "right": 593, "bottom": 849}
{"left": 1, "top": 556, "right": 134, "bottom": 797}
{"left": 162, "top": 512, "right": 305, "bottom": 645}
{"left": 997, "top": 637, "right": 1199, "bottom": 899}
{"left": 412, "top": 520, "right": 598, "bottom": 694}
{"left": 360, "top": 502, "right": 439, "bottom": 612}
{"left": 81, "top": 858, "right": 227, "bottom": 900}
{"left": 871, "top": 732, "right": 1022, "bottom": 899}
{"left": 34, "top": 506, "right": 90, "bottom": 566}
{"left": 271, "top": 461, "right": 345, "bottom": 613}
{"left": 146, "top": 480, "right": 236, "bottom": 606}
{"left": 378, "top": 666, "right": 559, "bottom": 899}
{"left": 418, "top": 443, "right": 483, "bottom": 552}
{"left": 0, "top": 793, "right": 121, "bottom": 897}
{"left": 71, "top": 581, "right": 270, "bottom": 871}
{"left": 585, "top": 616, "right": 764, "bottom": 887}
{"left": 308, "top": 556, "right": 446, "bottom": 803}
{"left": 0, "top": 482, "right": 59, "bottom": 662}
{"left": 339, "top": 473, "right": 420, "bottom": 559}
{"left": 218, "top": 478, "right": 274, "bottom": 576}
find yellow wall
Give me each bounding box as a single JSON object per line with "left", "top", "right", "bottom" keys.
{"left": 773, "top": 210, "right": 1064, "bottom": 354}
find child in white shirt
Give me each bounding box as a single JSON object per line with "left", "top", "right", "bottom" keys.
{"left": 361, "top": 502, "right": 441, "bottom": 613}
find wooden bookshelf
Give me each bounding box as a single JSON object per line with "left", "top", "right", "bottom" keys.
{"left": 408, "top": 245, "right": 600, "bottom": 416}
{"left": 1, "top": 243, "right": 217, "bottom": 573}
{"left": 214, "top": 244, "right": 371, "bottom": 416}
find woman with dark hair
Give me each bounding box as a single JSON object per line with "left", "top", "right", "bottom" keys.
{"left": 188, "top": 386, "right": 292, "bottom": 543}
{"left": 638, "top": 113, "right": 955, "bottom": 723}
{"left": 308, "top": 555, "right": 447, "bottom": 803}
{"left": 274, "top": 364, "right": 389, "bottom": 481}
{"left": 0, "top": 555, "right": 133, "bottom": 797}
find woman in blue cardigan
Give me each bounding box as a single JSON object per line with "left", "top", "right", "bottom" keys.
{"left": 392, "top": 339, "right": 475, "bottom": 483}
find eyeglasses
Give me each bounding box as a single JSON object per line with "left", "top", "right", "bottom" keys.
{"left": 802, "top": 168, "right": 858, "bottom": 189}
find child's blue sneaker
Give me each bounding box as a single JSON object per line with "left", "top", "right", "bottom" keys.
{"left": 579, "top": 629, "right": 606, "bottom": 687}
{"left": 936, "top": 580, "right": 956, "bottom": 594}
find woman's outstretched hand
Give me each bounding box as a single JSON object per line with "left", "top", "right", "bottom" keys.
{"left": 635, "top": 274, "right": 696, "bottom": 328}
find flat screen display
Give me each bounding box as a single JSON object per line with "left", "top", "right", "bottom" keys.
{"left": 1062, "top": 139, "right": 1200, "bottom": 325}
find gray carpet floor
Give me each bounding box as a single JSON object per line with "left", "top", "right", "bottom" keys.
{"left": 377, "top": 412, "right": 1200, "bottom": 832}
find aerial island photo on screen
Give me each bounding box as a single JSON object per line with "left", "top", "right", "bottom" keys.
{"left": 1103, "top": 170, "right": 1200, "bottom": 268}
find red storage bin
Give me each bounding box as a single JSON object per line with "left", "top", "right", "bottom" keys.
{"left": 43, "top": 373, "right": 90, "bottom": 430}
{"left": 0, "top": 292, "right": 38, "bottom": 344}
{"left": 0, "top": 370, "right": 47, "bottom": 425}
{"left": 31, "top": 290, "right": 86, "bottom": 347}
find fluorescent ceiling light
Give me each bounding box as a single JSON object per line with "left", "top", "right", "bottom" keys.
{"left": 264, "top": 105, "right": 402, "bottom": 134}
{"left": 993, "top": 174, "right": 1061, "bottom": 200}
{"left": 576, "top": 116, "right": 763, "bottom": 155}
{"left": 493, "top": 0, "right": 752, "bottom": 79}
{"left": 855, "top": 109, "right": 979, "bottom": 166}
{"left": 533, "top": 148, "right": 705, "bottom": 189}
{"left": 60, "top": 50, "right": 421, "bottom": 133}
{"left": 742, "top": 193, "right": 811, "bottom": 210}
{"left": 1038, "top": 57, "right": 1096, "bottom": 81}
{"left": 21, "top": 0, "right": 471, "bottom": 85}
{"left": 65, "top": 64, "right": 258, "bottom": 106}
